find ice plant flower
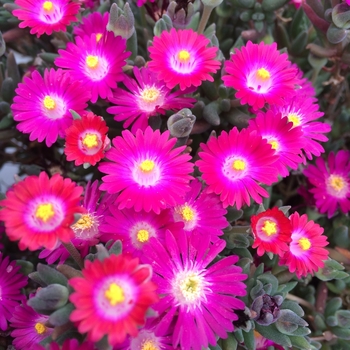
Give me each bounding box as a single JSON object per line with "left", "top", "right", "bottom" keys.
{"left": 100, "top": 206, "right": 183, "bottom": 261}
{"left": 55, "top": 31, "right": 130, "bottom": 103}
{"left": 107, "top": 67, "right": 196, "bottom": 134}
{"left": 10, "top": 303, "right": 53, "bottom": 350}
{"left": 196, "top": 127, "right": 279, "bottom": 209}
{"left": 279, "top": 212, "right": 329, "bottom": 278}
{"left": 0, "top": 253, "right": 28, "bottom": 331}
{"left": 270, "top": 92, "right": 331, "bottom": 160}
{"left": 99, "top": 127, "right": 194, "bottom": 213}
{"left": 222, "top": 41, "right": 299, "bottom": 110}
{"left": 69, "top": 254, "right": 158, "bottom": 346}
{"left": 172, "top": 179, "right": 228, "bottom": 241}
{"left": 64, "top": 112, "right": 110, "bottom": 167}
{"left": 303, "top": 150, "right": 350, "bottom": 218}
{"left": 148, "top": 28, "right": 221, "bottom": 90}
{"left": 0, "top": 172, "right": 83, "bottom": 251}
{"left": 11, "top": 69, "right": 90, "bottom": 147}
{"left": 39, "top": 180, "right": 117, "bottom": 264}
{"left": 247, "top": 111, "right": 304, "bottom": 177}
{"left": 143, "top": 230, "right": 247, "bottom": 350}
{"left": 251, "top": 207, "right": 292, "bottom": 257}
{"left": 13, "top": 0, "right": 80, "bottom": 37}
{"left": 73, "top": 11, "right": 109, "bottom": 41}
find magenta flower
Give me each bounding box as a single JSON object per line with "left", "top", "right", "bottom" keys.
{"left": 303, "top": 150, "right": 350, "bottom": 218}
{"left": 143, "top": 231, "right": 247, "bottom": 349}
{"left": 55, "top": 32, "right": 130, "bottom": 103}
{"left": 11, "top": 69, "right": 90, "bottom": 147}
{"left": 196, "top": 128, "right": 279, "bottom": 209}
{"left": 222, "top": 41, "right": 300, "bottom": 110}
{"left": 107, "top": 67, "right": 196, "bottom": 133}
{"left": 73, "top": 11, "right": 109, "bottom": 40}
{"left": 247, "top": 111, "right": 304, "bottom": 177}
{"left": 148, "top": 28, "right": 221, "bottom": 90}
{"left": 172, "top": 179, "right": 228, "bottom": 241}
{"left": 0, "top": 254, "right": 28, "bottom": 330}
{"left": 99, "top": 127, "right": 194, "bottom": 214}
{"left": 13, "top": 0, "right": 80, "bottom": 37}
{"left": 10, "top": 303, "right": 53, "bottom": 350}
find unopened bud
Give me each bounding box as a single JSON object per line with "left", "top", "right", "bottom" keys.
{"left": 251, "top": 294, "right": 283, "bottom": 326}
{"left": 167, "top": 108, "right": 196, "bottom": 138}
{"left": 107, "top": 3, "right": 135, "bottom": 40}
{"left": 167, "top": 1, "right": 195, "bottom": 29}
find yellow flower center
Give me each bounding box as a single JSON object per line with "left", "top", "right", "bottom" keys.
{"left": 86, "top": 55, "right": 99, "bottom": 69}
{"left": 288, "top": 113, "right": 301, "bottom": 127}
{"left": 261, "top": 220, "right": 277, "bottom": 236}
{"left": 179, "top": 273, "right": 202, "bottom": 301}
{"left": 137, "top": 229, "right": 150, "bottom": 243}
{"left": 35, "top": 322, "right": 47, "bottom": 334}
{"left": 141, "top": 87, "right": 160, "bottom": 103}
{"left": 139, "top": 160, "right": 155, "bottom": 173}
{"left": 328, "top": 175, "right": 346, "bottom": 192}
{"left": 82, "top": 133, "right": 98, "bottom": 148}
{"left": 96, "top": 33, "right": 103, "bottom": 42}
{"left": 105, "top": 283, "right": 125, "bottom": 306}
{"left": 43, "top": 1, "right": 54, "bottom": 11}
{"left": 299, "top": 237, "right": 311, "bottom": 251}
{"left": 268, "top": 139, "right": 279, "bottom": 150}
{"left": 256, "top": 68, "right": 270, "bottom": 81}
{"left": 141, "top": 340, "right": 159, "bottom": 350}
{"left": 35, "top": 203, "right": 55, "bottom": 223}
{"left": 178, "top": 50, "right": 191, "bottom": 63}
{"left": 232, "top": 159, "right": 246, "bottom": 171}
{"left": 43, "top": 95, "right": 56, "bottom": 110}
{"left": 72, "top": 214, "right": 94, "bottom": 230}
{"left": 179, "top": 205, "right": 195, "bottom": 222}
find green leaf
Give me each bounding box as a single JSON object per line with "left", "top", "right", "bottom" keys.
{"left": 289, "top": 335, "right": 312, "bottom": 350}
{"left": 336, "top": 310, "right": 350, "bottom": 328}
{"left": 325, "top": 297, "right": 343, "bottom": 317}
{"left": 242, "top": 329, "right": 256, "bottom": 350}
{"left": 257, "top": 273, "right": 279, "bottom": 295}
{"left": 37, "top": 264, "right": 68, "bottom": 287}
{"left": 281, "top": 300, "right": 305, "bottom": 317}
{"left": 49, "top": 303, "right": 75, "bottom": 326}
{"left": 255, "top": 323, "right": 292, "bottom": 348}
{"left": 331, "top": 326, "right": 350, "bottom": 340}
{"left": 275, "top": 310, "right": 308, "bottom": 335}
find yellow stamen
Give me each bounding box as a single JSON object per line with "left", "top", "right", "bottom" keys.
{"left": 35, "top": 203, "right": 55, "bottom": 223}
{"left": 180, "top": 205, "right": 195, "bottom": 222}
{"left": 328, "top": 175, "right": 346, "bottom": 192}
{"left": 141, "top": 87, "right": 160, "bottom": 103}
{"left": 288, "top": 113, "right": 301, "bottom": 127}
{"left": 141, "top": 340, "right": 159, "bottom": 350}
{"left": 178, "top": 50, "right": 190, "bottom": 63}
{"left": 82, "top": 133, "right": 98, "bottom": 148}
{"left": 86, "top": 55, "right": 99, "bottom": 69}
{"left": 232, "top": 159, "right": 246, "bottom": 171}
{"left": 137, "top": 229, "right": 149, "bottom": 243}
{"left": 299, "top": 237, "right": 311, "bottom": 250}
{"left": 42, "top": 1, "right": 54, "bottom": 11}
{"left": 35, "top": 322, "right": 47, "bottom": 335}
{"left": 139, "top": 160, "right": 155, "bottom": 173}
{"left": 179, "top": 273, "right": 202, "bottom": 301}
{"left": 261, "top": 220, "right": 277, "bottom": 236}
{"left": 256, "top": 68, "right": 270, "bottom": 81}
{"left": 268, "top": 139, "right": 279, "bottom": 150}
{"left": 43, "top": 96, "right": 56, "bottom": 110}
{"left": 72, "top": 214, "right": 94, "bottom": 230}
{"left": 105, "top": 283, "right": 125, "bottom": 306}
{"left": 96, "top": 33, "right": 103, "bottom": 42}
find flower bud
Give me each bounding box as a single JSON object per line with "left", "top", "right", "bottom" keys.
{"left": 167, "top": 1, "right": 196, "bottom": 29}
{"left": 107, "top": 3, "right": 135, "bottom": 40}
{"left": 251, "top": 294, "right": 283, "bottom": 326}
{"left": 167, "top": 108, "right": 196, "bottom": 138}
{"left": 333, "top": 3, "right": 350, "bottom": 29}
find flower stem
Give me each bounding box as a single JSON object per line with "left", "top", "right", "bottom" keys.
{"left": 197, "top": 5, "right": 213, "bottom": 35}
{"left": 62, "top": 241, "right": 84, "bottom": 270}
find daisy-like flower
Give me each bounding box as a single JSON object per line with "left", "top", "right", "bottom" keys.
{"left": 13, "top": 0, "right": 80, "bottom": 37}
{"left": 10, "top": 303, "right": 53, "bottom": 350}
{"left": 99, "top": 127, "right": 193, "bottom": 214}
{"left": 100, "top": 205, "right": 183, "bottom": 261}
{"left": 73, "top": 11, "right": 109, "bottom": 40}
{"left": 222, "top": 41, "right": 299, "bottom": 110}
{"left": 247, "top": 111, "right": 304, "bottom": 177}
{"left": 0, "top": 172, "right": 83, "bottom": 251}
{"left": 196, "top": 127, "right": 279, "bottom": 209}
{"left": 143, "top": 230, "right": 247, "bottom": 350}
{"left": 69, "top": 254, "right": 158, "bottom": 346}
{"left": 279, "top": 212, "right": 329, "bottom": 278}
{"left": 251, "top": 207, "right": 292, "bottom": 257}
{"left": 148, "top": 28, "right": 221, "bottom": 90}
{"left": 64, "top": 112, "right": 110, "bottom": 167}
{"left": 55, "top": 31, "right": 130, "bottom": 103}
{"left": 39, "top": 180, "right": 117, "bottom": 264}
{"left": 11, "top": 69, "right": 90, "bottom": 147}
{"left": 107, "top": 67, "right": 196, "bottom": 134}
{"left": 303, "top": 150, "right": 350, "bottom": 218}
{"left": 0, "top": 254, "right": 28, "bottom": 331}
{"left": 270, "top": 92, "right": 331, "bottom": 160}
{"left": 172, "top": 179, "right": 228, "bottom": 241}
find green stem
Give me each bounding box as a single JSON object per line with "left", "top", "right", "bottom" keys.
{"left": 197, "top": 5, "right": 213, "bottom": 35}
{"left": 62, "top": 241, "right": 84, "bottom": 270}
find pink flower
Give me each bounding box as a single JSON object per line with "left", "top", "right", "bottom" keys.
{"left": 73, "top": 11, "right": 109, "bottom": 40}
{"left": 222, "top": 41, "right": 300, "bottom": 110}
{"left": 148, "top": 28, "right": 221, "bottom": 90}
